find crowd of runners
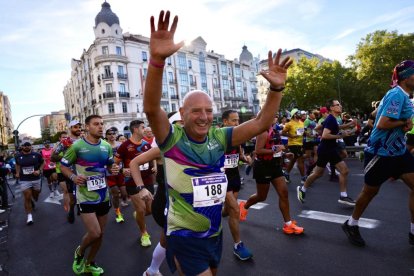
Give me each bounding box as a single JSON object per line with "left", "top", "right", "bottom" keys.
{"left": 3, "top": 10, "right": 414, "bottom": 276}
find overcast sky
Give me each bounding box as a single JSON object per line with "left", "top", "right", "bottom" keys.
{"left": 1, "top": 0, "right": 413, "bottom": 137}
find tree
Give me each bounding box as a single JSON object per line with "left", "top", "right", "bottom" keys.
{"left": 41, "top": 128, "right": 51, "bottom": 142}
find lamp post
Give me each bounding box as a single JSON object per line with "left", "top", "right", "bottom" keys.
{"left": 13, "top": 114, "right": 47, "bottom": 149}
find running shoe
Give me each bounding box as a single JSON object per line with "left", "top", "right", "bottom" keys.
{"left": 296, "top": 186, "right": 306, "bottom": 203}
{"left": 115, "top": 213, "right": 125, "bottom": 223}
{"left": 283, "top": 221, "right": 304, "bottom": 235}
{"left": 120, "top": 200, "right": 129, "bottom": 207}
{"left": 72, "top": 246, "right": 85, "bottom": 275}
{"left": 342, "top": 220, "right": 365, "bottom": 247}
{"left": 0, "top": 209, "right": 5, "bottom": 214}
{"left": 141, "top": 233, "right": 151, "bottom": 247}
{"left": 300, "top": 176, "right": 307, "bottom": 184}
{"left": 83, "top": 262, "right": 104, "bottom": 276}
{"left": 409, "top": 232, "right": 414, "bottom": 245}
{"left": 26, "top": 214, "right": 33, "bottom": 225}
{"left": 143, "top": 269, "right": 163, "bottom": 276}
{"left": 233, "top": 242, "right": 253, "bottom": 261}
{"left": 50, "top": 191, "right": 54, "bottom": 198}
{"left": 239, "top": 201, "right": 248, "bottom": 221}
{"left": 338, "top": 196, "right": 356, "bottom": 206}
{"left": 67, "top": 208, "right": 75, "bottom": 224}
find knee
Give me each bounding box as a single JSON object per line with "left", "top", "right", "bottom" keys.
{"left": 89, "top": 229, "right": 103, "bottom": 240}
{"left": 256, "top": 194, "right": 267, "bottom": 202}
{"left": 341, "top": 168, "right": 349, "bottom": 176}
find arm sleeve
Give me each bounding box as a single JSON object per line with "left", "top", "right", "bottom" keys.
{"left": 379, "top": 93, "right": 404, "bottom": 120}
{"left": 61, "top": 145, "right": 76, "bottom": 167}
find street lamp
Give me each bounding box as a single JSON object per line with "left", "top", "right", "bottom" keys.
{"left": 13, "top": 114, "right": 47, "bottom": 149}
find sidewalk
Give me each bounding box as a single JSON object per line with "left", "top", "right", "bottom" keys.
{"left": 0, "top": 178, "right": 16, "bottom": 276}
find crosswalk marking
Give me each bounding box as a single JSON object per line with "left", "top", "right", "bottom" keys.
{"left": 237, "top": 199, "right": 268, "bottom": 210}
{"left": 298, "top": 210, "right": 380, "bottom": 229}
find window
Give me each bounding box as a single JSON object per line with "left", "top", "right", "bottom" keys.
{"left": 143, "top": 68, "right": 148, "bottom": 79}
{"left": 235, "top": 66, "right": 241, "bottom": 78}
{"left": 167, "top": 57, "right": 172, "bottom": 65}
{"left": 116, "top": 46, "right": 122, "bottom": 55}
{"left": 105, "top": 83, "right": 112, "bottom": 92}
{"left": 168, "top": 72, "right": 174, "bottom": 83}
{"left": 171, "top": 103, "right": 177, "bottom": 112}
{"left": 222, "top": 79, "right": 229, "bottom": 90}
{"left": 170, "top": 87, "right": 176, "bottom": 98}
{"left": 180, "top": 72, "right": 188, "bottom": 86}
{"left": 188, "top": 60, "right": 192, "bottom": 69}
{"left": 201, "top": 75, "right": 207, "bottom": 90}
{"left": 178, "top": 53, "right": 187, "bottom": 71}
{"left": 108, "top": 103, "right": 114, "bottom": 114}
{"left": 102, "top": 46, "right": 108, "bottom": 55}
{"left": 142, "top": 51, "right": 148, "bottom": 61}
{"left": 213, "top": 65, "right": 217, "bottom": 73}
{"left": 122, "top": 102, "right": 128, "bottom": 113}
{"left": 104, "top": 65, "right": 111, "bottom": 76}
{"left": 118, "top": 65, "right": 124, "bottom": 74}
{"left": 119, "top": 83, "right": 126, "bottom": 92}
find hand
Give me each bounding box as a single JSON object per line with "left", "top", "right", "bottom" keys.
{"left": 73, "top": 175, "right": 87, "bottom": 185}
{"left": 139, "top": 188, "right": 154, "bottom": 201}
{"left": 151, "top": 166, "right": 157, "bottom": 174}
{"left": 110, "top": 164, "right": 120, "bottom": 175}
{"left": 123, "top": 168, "right": 131, "bottom": 178}
{"left": 149, "top": 11, "right": 185, "bottom": 63}
{"left": 403, "top": 118, "right": 413, "bottom": 132}
{"left": 33, "top": 170, "right": 40, "bottom": 176}
{"left": 260, "top": 49, "right": 293, "bottom": 89}
{"left": 245, "top": 155, "right": 253, "bottom": 165}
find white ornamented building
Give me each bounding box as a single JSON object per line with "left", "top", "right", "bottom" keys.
{"left": 63, "top": 2, "right": 261, "bottom": 136}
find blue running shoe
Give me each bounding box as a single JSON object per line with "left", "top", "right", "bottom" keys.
{"left": 233, "top": 242, "right": 253, "bottom": 261}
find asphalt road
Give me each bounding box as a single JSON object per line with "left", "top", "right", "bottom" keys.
{"left": 5, "top": 159, "right": 414, "bottom": 275}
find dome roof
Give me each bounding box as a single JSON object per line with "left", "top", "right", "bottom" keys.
{"left": 239, "top": 45, "right": 253, "bottom": 63}
{"left": 95, "top": 2, "right": 120, "bottom": 27}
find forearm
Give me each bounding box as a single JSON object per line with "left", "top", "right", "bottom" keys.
{"left": 143, "top": 60, "right": 164, "bottom": 116}
{"left": 377, "top": 117, "right": 407, "bottom": 130}
{"left": 60, "top": 166, "right": 74, "bottom": 179}
{"left": 255, "top": 92, "right": 282, "bottom": 131}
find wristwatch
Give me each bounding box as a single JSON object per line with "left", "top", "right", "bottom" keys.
{"left": 136, "top": 185, "right": 146, "bottom": 193}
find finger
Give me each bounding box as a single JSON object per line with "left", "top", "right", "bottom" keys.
{"left": 150, "top": 16, "right": 155, "bottom": 33}
{"left": 267, "top": 51, "right": 273, "bottom": 68}
{"left": 164, "top": 11, "right": 170, "bottom": 30}
{"left": 259, "top": 70, "right": 271, "bottom": 83}
{"left": 173, "top": 40, "right": 185, "bottom": 52}
{"left": 274, "top": 48, "right": 282, "bottom": 66}
{"left": 170, "top": 15, "right": 179, "bottom": 34}
{"left": 284, "top": 58, "right": 293, "bottom": 69}
{"left": 157, "top": 10, "right": 165, "bottom": 30}
{"left": 280, "top": 56, "right": 290, "bottom": 67}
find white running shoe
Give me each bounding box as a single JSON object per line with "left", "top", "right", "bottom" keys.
{"left": 27, "top": 214, "right": 34, "bottom": 225}
{"left": 54, "top": 190, "right": 61, "bottom": 197}
{"left": 0, "top": 209, "right": 5, "bottom": 214}
{"left": 50, "top": 192, "right": 54, "bottom": 198}
{"left": 120, "top": 200, "right": 129, "bottom": 207}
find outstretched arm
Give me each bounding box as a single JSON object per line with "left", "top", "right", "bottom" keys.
{"left": 232, "top": 49, "right": 292, "bottom": 146}
{"left": 144, "top": 11, "right": 185, "bottom": 144}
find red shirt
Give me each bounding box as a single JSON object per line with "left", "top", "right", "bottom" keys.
{"left": 115, "top": 139, "right": 154, "bottom": 186}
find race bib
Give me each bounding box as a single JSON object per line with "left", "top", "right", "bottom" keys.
{"left": 139, "top": 163, "right": 149, "bottom": 171}
{"left": 22, "top": 166, "right": 34, "bottom": 175}
{"left": 86, "top": 175, "right": 107, "bottom": 191}
{"left": 272, "top": 145, "right": 283, "bottom": 157}
{"left": 224, "top": 154, "right": 239, "bottom": 169}
{"left": 192, "top": 174, "right": 228, "bottom": 208}
{"left": 336, "top": 138, "right": 344, "bottom": 143}
{"left": 48, "top": 162, "right": 56, "bottom": 169}
{"left": 296, "top": 128, "right": 305, "bottom": 136}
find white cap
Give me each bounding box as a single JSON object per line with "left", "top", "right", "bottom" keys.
{"left": 168, "top": 112, "right": 182, "bottom": 124}
{"left": 68, "top": 120, "right": 81, "bottom": 127}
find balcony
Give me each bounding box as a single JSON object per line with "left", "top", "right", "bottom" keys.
{"left": 213, "top": 84, "right": 220, "bottom": 88}
{"left": 224, "top": 96, "right": 231, "bottom": 101}
{"left": 94, "top": 54, "right": 129, "bottom": 65}
{"left": 190, "top": 81, "right": 197, "bottom": 87}
{"left": 117, "top": 73, "right": 128, "bottom": 80}
{"left": 221, "top": 75, "right": 228, "bottom": 80}
{"left": 253, "top": 99, "right": 259, "bottom": 104}
{"left": 170, "top": 95, "right": 179, "bottom": 100}
{"left": 119, "top": 92, "right": 130, "bottom": 98}
{"left": 161, "top": 93, "right": 168, "bottom": 99}
{"left": 169, "top": 79, "right": 177, "bottom": 84}
{"left": 251, "top": 88, "right": 258, "bottom": 94}
{"left": 102, "top": 92, "right": 116, "bottom": 99}
{"left": 92, "top": 99, "right": 97, "bottom": 105}
{"left": 213, "top": 95, "right": 221, "bottom": 101}
{"left": 102, "top": 73, "right": 113, "bottom": 80}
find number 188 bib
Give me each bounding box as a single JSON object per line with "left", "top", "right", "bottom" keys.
{"left": 191, "top": 174, "right": 228, "bottom": 208}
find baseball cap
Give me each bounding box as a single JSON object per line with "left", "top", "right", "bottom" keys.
{"left": 168, "top": 112, "right": 182, "bottom": 124}
{"left": 290, "top": 108, "right": 299, "bottom": 117}
{"left": 22, "top": 142, "right": 31, "bottom": 146}
{"left": 69, "top": 120, "right": 81, "bottom": 127}
{"left": 319, "top": 107, "right": 328, "bottom": 114}
{"left": 300, "top": 110, "right": 307, "bottom": 115}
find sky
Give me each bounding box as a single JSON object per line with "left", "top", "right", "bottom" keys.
{"left": 1, "top": 0, "right": 414, "bottom": 138}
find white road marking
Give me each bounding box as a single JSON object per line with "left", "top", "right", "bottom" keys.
{"left": 352, "top": 174, "right": 364, "bottom": 176}
{"left": 298, "top": 210, "right": 380, "bottom": 229}
{"left": 44, "top": 194, "right": 63, "bottom": 205}
{"left": 237, "top": 199, "right": 268, "bottom": 210}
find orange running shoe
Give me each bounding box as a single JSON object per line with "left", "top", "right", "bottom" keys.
{"left": 283, "top": 220, "right": 304, "bottom": 235}
{"left": 239, "top": 201, "right": 248, "bottom": 221}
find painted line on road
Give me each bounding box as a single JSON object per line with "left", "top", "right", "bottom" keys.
{"left": 44, "top": 194, "right": 63, "bottom": 205}
{"left": 352, "top": 174, "right": 364, "bottom": 176}
{"left": 237, "top": 199, "right": 268, "bottom": 210}
{"left": 298, "top": 210, "right": 380, "bottom": 229}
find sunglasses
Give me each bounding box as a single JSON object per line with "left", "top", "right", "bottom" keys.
{"left": 106, "top": 132, "right": 116, "bottom": 135}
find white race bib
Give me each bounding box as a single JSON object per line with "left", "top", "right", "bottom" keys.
{"left": 336, "top": 138, "right": 344, "bottom": 143}
{"left": 139, "top": 163, "right": 149, "bottom": 171}
{"left": 224, "top": 154, "right": 239, "bottom": 169}
{"left": 22, "top": 166, "right": 34, "bottom": 175}
{"left": 272, "top": 145, "right": 283, "bottom": 157}
{"left": 296, "top": 128, "right": 305, "bottom": 136}
{"left": 192, "top": 174, "right": 228, "bottom": 208}
{"left": 86, "top": 175, "right": 107, "bottom": 191}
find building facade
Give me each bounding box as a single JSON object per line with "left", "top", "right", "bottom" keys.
{"left": 0, "top": 91, "right": 14, "bottom": 148}
{"left": 40, "top": 110, "right": 67, "bottom": 137}
{"left": 63, "top": 2, "right": 260, "bottom": 135}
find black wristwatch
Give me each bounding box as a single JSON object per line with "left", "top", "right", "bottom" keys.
{"left": 136, "top": 185, "right": 146, "bottom": 193}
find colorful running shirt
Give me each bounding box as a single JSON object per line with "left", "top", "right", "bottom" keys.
{"left": 317, "top": 114, "right": 339, "bottom": 154}
{"left": 16, "top": 152, "right": 44, "bottom": 181}
{"left": 283, "top": 119, "right": 304, "bottom": 146}
{"left": 158, "top": 124, "right": 233, "bottom": 238}
{"left": 61, "top": 138, "right": 113, "bottom": 204}
{"left": 303, "top": 117, "right": 317, "bottom": 143}
{"left": 367, "top": 86, "right": 414, "bottom": 156}
{"left": 115, "top": 139, "right": 153, "bottom": 186}
{"left": 41, "top": 148, "right": 56, "bottom": 171}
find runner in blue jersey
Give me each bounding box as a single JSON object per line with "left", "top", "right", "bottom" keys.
{"left": 342, "top": 60, "right": 414, "bottom": 247}
{"left": 61, "top": 115, "right": 120, "bottom": 275}
{"left": 143, "top": 10, "right": 293, "bottom": 275}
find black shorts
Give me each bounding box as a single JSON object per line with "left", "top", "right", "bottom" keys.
{"left": 226, "top": 176, "right": 241, "bottom": 193}
{"left": 316, "top": 151, "right": 343, "bottom": 168}
{"left": 406, "top": 133, "right": 414, "bottom": 146}
{"left": 126, "top": 184, "right": 155, "bottom": 196}
{"left": 152, "top": 164, "right": 167, "bottom": 228}
{"left": 43, "top": 169, "right": 55, "bottom": 178}
{"left": 288, "top": 145, "right": 304, "bottom": 158}
{"left": 253, "top": 158, "right": 284, "bottom": 184}
{"left": 336, "top": 141, "right": 347, "bottom": 151}
{"left": 364, "top": 150, "right": 414, "bottom": 187}
{"left": 57, "top": 173, "right": 66, "bottom": 183}
{"left": 303, "top": 141, "right": 317, "bottom": 151}
{"left": 77, "top": 201, "right": 111, "bottom": 216}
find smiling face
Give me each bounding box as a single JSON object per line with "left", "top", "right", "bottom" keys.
{"left": 180, "top": 91, "right": 213, "bottom": 142}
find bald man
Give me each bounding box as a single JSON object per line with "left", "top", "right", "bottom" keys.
{"left": 143, "top": 10, "right": 293, "bottom": 276}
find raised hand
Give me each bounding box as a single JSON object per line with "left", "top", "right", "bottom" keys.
{"left": 149, "top": 11, "right": 184, "bottom": 63}
{"left": 260, "top": 49, "right": 293, "bottom": 89}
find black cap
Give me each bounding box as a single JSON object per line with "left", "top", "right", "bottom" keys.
{"left": 22, "top": 142, "right": 32, "bottom": 146}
